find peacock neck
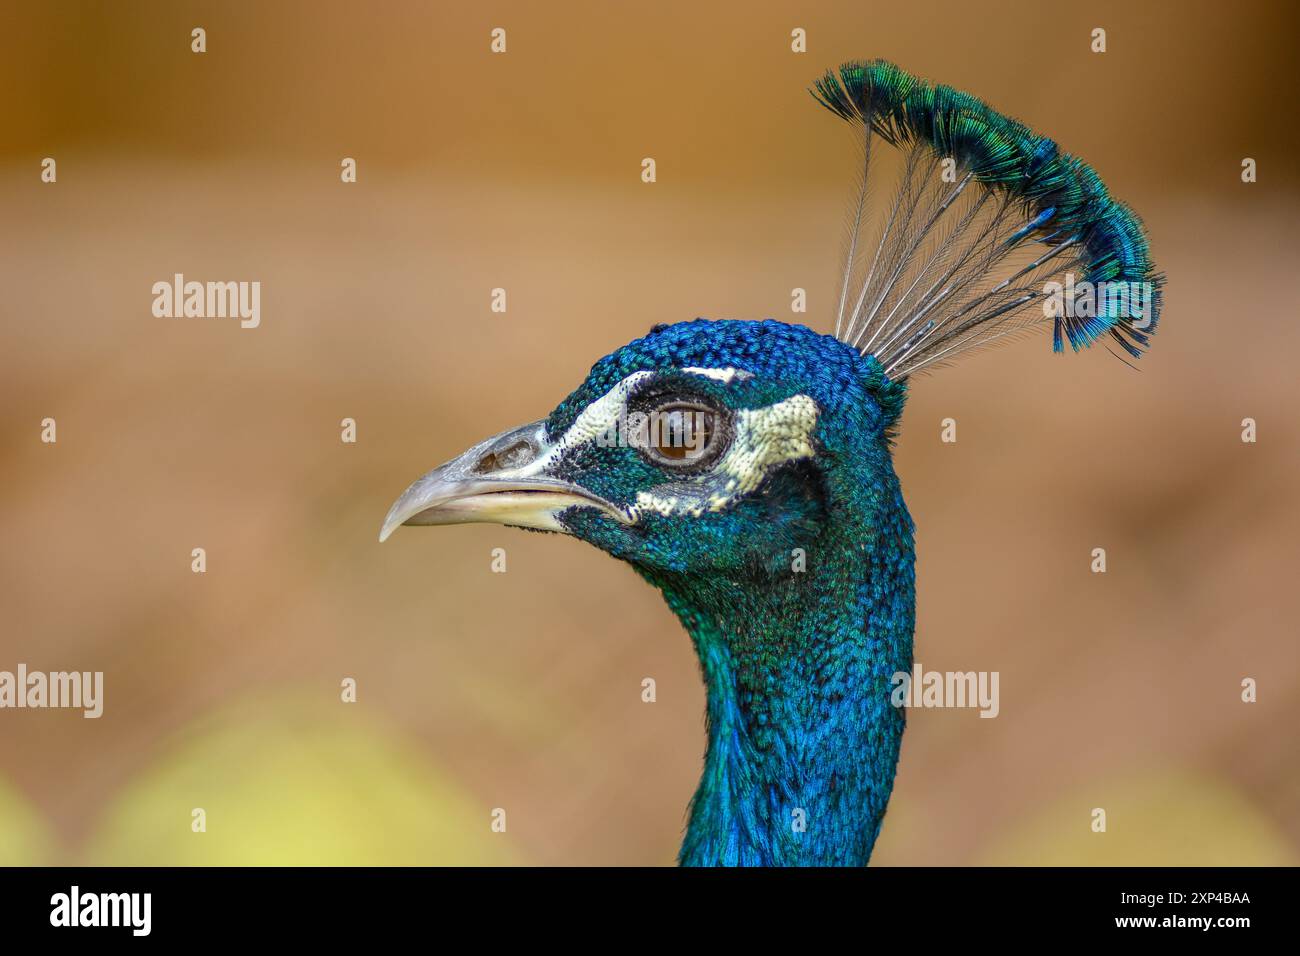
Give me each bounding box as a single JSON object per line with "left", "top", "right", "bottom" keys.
{"left": 644, "top": 483, "right": 916, "bottom": 867}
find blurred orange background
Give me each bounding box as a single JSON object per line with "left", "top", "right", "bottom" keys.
{"left": 1, "top": 0, "right": 1297, "bottom": 865}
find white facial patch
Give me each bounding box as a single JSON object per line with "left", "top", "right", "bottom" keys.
{"left": 506, "top": 371, "right": 655, "bottom": 480}
{"left": 682, "top": 367, "right": 754, "bottom": 384}
{"left": 632, "top": 394, "right": 819, "bottom": 519}
{"left": 544, "top": 370, "right": 654, "bottom": 460}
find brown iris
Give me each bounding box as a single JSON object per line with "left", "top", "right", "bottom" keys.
{"left": 646, "top": 403, "right": 716, "bottom": 464}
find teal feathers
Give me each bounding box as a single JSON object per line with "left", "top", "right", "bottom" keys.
{"left": 812, "top": 60, "right": 1163, "bottom": 370}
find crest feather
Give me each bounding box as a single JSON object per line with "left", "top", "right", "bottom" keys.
{"left": 812, "top": 60, "right": 1163, "bottom": 377}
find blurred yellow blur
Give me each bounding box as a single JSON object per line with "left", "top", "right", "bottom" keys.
{"left": 83, "top": 696, "right": 524, "bottom": 865}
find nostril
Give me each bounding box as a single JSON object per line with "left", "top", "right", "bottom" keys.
{"left": 474, "top": 439, "right": 536, "bottom": 474}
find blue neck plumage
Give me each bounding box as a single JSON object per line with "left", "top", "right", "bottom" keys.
{"left": 646, "top": 474, "right": 916, "bottom": 867}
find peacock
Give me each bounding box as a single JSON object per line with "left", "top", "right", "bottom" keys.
{"left": 379, "top": 61, "right": 1162, "bottom": 866}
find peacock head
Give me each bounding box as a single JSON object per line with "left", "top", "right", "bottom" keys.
{"left": 379, "top": 318, "right": 906, "bottom": 578}
{"left": 377, "top": 58, "right": 1163, "bottom": 867}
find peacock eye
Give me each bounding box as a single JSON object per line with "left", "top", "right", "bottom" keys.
{"left": 639, "top": 401, "right": 723, "bottom": 468}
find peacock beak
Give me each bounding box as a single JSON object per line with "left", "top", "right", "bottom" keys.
{"left": 378, "top": 419, "right": 632, "bottom": 542}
